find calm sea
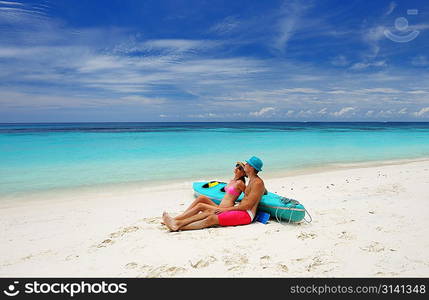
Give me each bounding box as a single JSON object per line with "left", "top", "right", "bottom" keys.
{"left": 1, "top": 122, "right": 429, "bottom": 196}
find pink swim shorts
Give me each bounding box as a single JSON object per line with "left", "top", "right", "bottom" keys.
{"left": 217, "top": 210, "right": 252, "bottom": 226}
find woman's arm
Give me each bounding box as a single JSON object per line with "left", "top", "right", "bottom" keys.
{"left": 216, "top": 180, "right": 264, "bottom": 212}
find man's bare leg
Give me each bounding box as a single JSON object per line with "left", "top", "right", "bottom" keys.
{"left": 178, "top": 214, "right": 220, "bottom": 231}
{"left": 161, "top": 196, "right": 215, "bottom": 225}
{"left": 163, "top": 211, "right": 213, "bottom": 231}
{"left": 162, "top": 212, "right": 179, "bottom": 231}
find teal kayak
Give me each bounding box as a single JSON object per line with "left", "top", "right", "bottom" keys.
{"left": 192, "top": 181, "right": 309, "bottom": 223}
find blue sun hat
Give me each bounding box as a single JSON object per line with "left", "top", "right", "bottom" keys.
{"left": 245, "top": 156, "right": 263, "bottom": 172}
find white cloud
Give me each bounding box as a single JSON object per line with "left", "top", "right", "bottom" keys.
{"left": 413, "top": 107, "right": 429, "bottom": 117}
{"left": 327, "top": 90, "right": 347, "bottom": 94}
{"left": 289, "top": 75, "right": 324, "bottom": 81}
{"left": 281, "top": 88, "right": 320, "bottom": 93}
{"left": 250, "top": 107, "right": 275, "bottom": 116}
{"left": 210, "top": 16, "right": 241, "bottom": 35}
{"left": 0, "top": 91, "right": 105, "bottom": 108}
{"left": 166, "top": 57, "right": 265, "bottom": 76}
{"left": 274, "top": 18, "right": 297, "bottom": 52}
{"left": 358, "top": 88, "right": 399, "bottom": 93}
{"left": 362, "top": 25, "right": 385, "bottom": 59}
{"left": 350, "top": 60, "right": 386, "bottom": 70}
{"left": 297, "top": 110, "right": 313, "bottom": 117}
{"left": 78, "top": 55, "right": 125, "bottom": 72}
{"left": 331, "top": 55, "right": 349, "bottom": 67}
{"left": 188, "top": 112, "right": 219, "bottom": 118}
{"left": 318, "top": 108, "right": 327, "bottom": 114}
{"left": 408, "top": 90, "right": 428, "bottom": 95}
{"left": 332, "top": 107, "right": 355, "bottom": 116}
{"left": 378, "top": 110, "right": 393, "bottom": 117}
{"left": 140, "top": 39, "right": 219, "bottom": 53}
{"left": 0, "top": 1, "right": 24, "bottom": 5}
{"left": 120, "top": 95, "right": 167, "bottom": 105}
{"left": 411, "top": 55, "right": 429, "bottom": 67}
{"left": 272, "top": 1, "right": 311, "bottom": 52}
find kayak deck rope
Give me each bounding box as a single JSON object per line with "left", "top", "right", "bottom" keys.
{"left": 303, "top": 207, "right": 312, "bottom": 223}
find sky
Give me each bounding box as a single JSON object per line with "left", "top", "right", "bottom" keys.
{"left": 0, "top": 0, "right": 428, "bottom": 122}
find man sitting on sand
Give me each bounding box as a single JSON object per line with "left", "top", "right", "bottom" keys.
{"left": 163, "top": 156, "right": 265, "bottom": 231}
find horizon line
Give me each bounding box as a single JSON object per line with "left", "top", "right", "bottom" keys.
{"left": 2, "top": 121, "right": 429, "bottom": 124}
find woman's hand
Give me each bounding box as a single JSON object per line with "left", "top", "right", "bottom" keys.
{"left": 214, "top": 207, "right": 228, "bottom": 214}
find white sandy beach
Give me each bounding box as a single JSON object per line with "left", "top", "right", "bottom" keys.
{"left": 1, "top": 159, "right": 428, "bottom": 277}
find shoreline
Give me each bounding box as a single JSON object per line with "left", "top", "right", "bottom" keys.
{"left": 0, "top": 158, "right": 428, "bottom": 277}
{"left": 2, "top": 155, "right": 429, "bottom": 204}
{"left": 262, "top": 156, "right": 429, "bottom": 180}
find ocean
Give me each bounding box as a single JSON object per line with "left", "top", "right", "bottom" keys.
{"left": 1, "top": 122, "right": 429, "bottom": 196}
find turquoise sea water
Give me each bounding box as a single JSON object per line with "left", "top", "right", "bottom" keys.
{"left": 1, "top": 122, "right": 429, "bottom": 196}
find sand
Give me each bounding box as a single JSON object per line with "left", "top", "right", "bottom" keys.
{"left": 1, "top": 159, "right": 429, "bottom": 277}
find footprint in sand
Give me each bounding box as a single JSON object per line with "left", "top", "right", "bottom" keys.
{"left": 338, "top": 231, "right": 355, "bottom": 240}
{"left": 260, "top": 255, "right": 271, "bottom": 268}
{"left": 297, "top": 232, "right": 317, "bottom": 240}
{"left": 123, "top": 263, "right": 151, "bottom": 274}
{"left": 21, "top": 250, "right": 53, "bottom": 261}
{"left": 293, "top": 257, "right": 305, "bottom": 262}
{"left": 94, "top": 226, "right": 140, "bottom": 249}
{"left": 360, "top": 241, "right": 385, "bottom": 253}
{"left": 189, "top": 255, "right": 217, "bottom": 269}
{"left": 96, "top": 239, "right": 115, "bottom": 248}
{"left": 306, "top": 256, "right": 324, "bottom": 272}
{"left": 109, "top": 226, "right": 140, "bottom": 239}
{"left": 376, "top": 226, "right": 391, "bottom": 233}
{"left": 375, "top": 271, "right": 399, "bottom": 276}
{"left": 21, "top": 254, "right": 33, "bottom": 261}
{"left": 65, "top": 254, "right": 80, "bottom": 261}
{"left": 258, "top": 256, "right": 289, "bottom": 272}
{"left": 125, "top": 262, "right": 138, "bottom": 269}
{"left": 335, "top": 219, "right": 355, "bottom": 225}
{"left": 141, "top": 265, "right": 187, "bottom": 278}
{"left": 140, "top": 217, "right": 162, "bottom": 225}
{"left": 276, "top": 262, "right": 289, "bottom": 272}
{"left": 223, "top": 254, "right": 248, "bottom": 271}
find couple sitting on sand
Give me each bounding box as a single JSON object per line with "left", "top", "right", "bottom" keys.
{"left": 162, "top": 156, "right": 265, "bottom": 231}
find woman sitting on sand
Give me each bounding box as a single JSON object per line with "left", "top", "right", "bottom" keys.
{"left": 162, "top": 162, "right": 246, "bottom": 228}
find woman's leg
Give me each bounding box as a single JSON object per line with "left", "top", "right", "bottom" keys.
{"left": 163, "top": 211, "right": 214, "bottom": 231}
{"left": 174, "top": 202, "right": 217, "bottom": 220}
{"left": 174, "top": 196, "right": 217, "bottom": 219}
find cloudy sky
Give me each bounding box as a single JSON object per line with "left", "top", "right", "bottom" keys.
{"left": 1, "top": 0, "right": 428, "bottom": 122}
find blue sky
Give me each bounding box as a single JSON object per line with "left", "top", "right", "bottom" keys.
{"left": 0, "top": 0, "right": 428, "bottom": 122}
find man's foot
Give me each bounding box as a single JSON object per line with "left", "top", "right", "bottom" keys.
{"left": 162, "top": 212, "right": 179, "bottom": 231}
